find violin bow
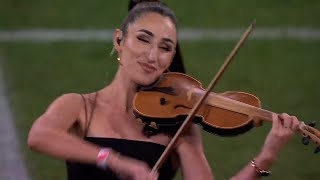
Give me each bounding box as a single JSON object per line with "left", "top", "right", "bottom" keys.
{"left": 150, "top": 21, "right": 256, "bottom": 174}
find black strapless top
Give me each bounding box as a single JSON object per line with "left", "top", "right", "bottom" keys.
{"left": 66, "top": 137, "right": 177, "bottom": 180}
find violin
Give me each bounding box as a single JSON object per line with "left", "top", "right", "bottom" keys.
{"left": 133, "top": 72, "right": 320, "bottom": 143}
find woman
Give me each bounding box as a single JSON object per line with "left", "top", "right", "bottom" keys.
{"left": 27, "top": 1, "right": 300, "bottom": 180}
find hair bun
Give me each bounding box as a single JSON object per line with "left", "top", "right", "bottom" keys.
{"left": 128, "top": 0, "right": 161, "bottom": 11}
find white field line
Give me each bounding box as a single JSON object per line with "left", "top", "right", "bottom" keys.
{"left": 0, "top": 56, "right": 30, "bottom": 180}
{"left": 0, "top": 28, "right": 320, "bottom": 42}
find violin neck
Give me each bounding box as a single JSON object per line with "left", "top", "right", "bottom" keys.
{"left": 207, "top": 93, "right": 276, "bottom": 122}
{"left": 206, "top": 93, "right": 320, "bottom": 146}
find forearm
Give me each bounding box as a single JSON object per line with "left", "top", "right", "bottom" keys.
{"left": 178, "top": 144, "right": 214, "bottom": 180}
{"left": 28, "top": 128, "right": 100, "bottom": 164}
{"left": 231, "top": 113, "right": 299, "bottom": 180}
{"left": 175, "top": 124, "right": 214, "bottom": 180}
{"left": 230, "top": 151, "right": 276, "bottom": 180}
{"left": 180, "top": 154, "right": 214, "bottom": 180}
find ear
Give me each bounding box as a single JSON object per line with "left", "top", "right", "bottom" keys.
{"left": 113, "top": 29, "right": 123, "bottom": 54}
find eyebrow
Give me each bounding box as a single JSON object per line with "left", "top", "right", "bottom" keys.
{"left": 138, "top": 29, "right": 175, "bottom": 45}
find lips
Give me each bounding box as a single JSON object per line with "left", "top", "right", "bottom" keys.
{"left": 138, "top": 62, "right": 157, "bottom": 73}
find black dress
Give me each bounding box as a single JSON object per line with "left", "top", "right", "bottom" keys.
{"left": 66, "top": 137, "right": 176, "bottom": 180}
{"left": 66, "top": 94, "right": 177, "bottom": 179}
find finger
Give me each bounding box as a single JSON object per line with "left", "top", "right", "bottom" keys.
{"left": 272, "top": 113, "right": 281, "bottom": 131}
{"left": 291, "top": 116, "right": 300, "bottom": 132}
{"left": 147, "top": 171, "right": 158, "bottom": 180}
{"left": 153, "top": 171, "right": 159, "bottom": 180}
{"left": 280, "top": 113, "right": 292, "bottom": 129}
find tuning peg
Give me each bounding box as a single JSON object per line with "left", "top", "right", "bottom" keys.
{"left": 314, "top": 146, "right": 320, "bottom": 154}
{"left": 302, "top": 136, "right": 310, "bottom": 145}
{"left": 308, "top": 121, "right": 316, "bottom": 127}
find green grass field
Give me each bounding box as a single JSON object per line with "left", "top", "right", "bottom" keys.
{"left": 1, "top": 0, "right": 320, "bottom": 179}
{"left": 1, "top": 0, "right": 320, "bottom": 29}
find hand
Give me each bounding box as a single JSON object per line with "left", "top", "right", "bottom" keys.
{"left": 107, "top": 151, "right": 159, "bottom": 180}
{"left": 260, "top": 113, "right": 300, "bottom": 159}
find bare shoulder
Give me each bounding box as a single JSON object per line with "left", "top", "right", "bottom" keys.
{"left": 45, "top": 93, "right": 83, "bottom": 114}
{"left": 37, "top": 93, "right": 85, "bottom": 128}
{"left": 53, "top": 93, "right": 83, "bottom": 103}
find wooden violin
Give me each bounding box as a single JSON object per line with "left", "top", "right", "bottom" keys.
{"left": 133, "top": 72, "right": 320, "bottom": 144}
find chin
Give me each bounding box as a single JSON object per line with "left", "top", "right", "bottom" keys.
{"left": 135, "top": 74, "right": 160, "bottom": 87}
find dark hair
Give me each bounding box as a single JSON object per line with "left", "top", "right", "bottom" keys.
{"left": 121, "top": 1, "right": 177, "bottom": 38}
{"left": 128, "top": 0, "right": 159, "bottom": 10}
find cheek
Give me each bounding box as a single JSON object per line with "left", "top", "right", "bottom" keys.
{"left": 159, "top": 54, "right": 174, "bottom": 69}
{"left": 123, "top": 38, "right": 145, "bottom": 59}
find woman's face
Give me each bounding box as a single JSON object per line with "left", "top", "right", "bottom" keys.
{"left": 116, "top": 12, "right": 177, "bottom": 86}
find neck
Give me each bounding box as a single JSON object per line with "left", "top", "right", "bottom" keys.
{"left": 98, "top": 68, "right": 138, "bottom": 112}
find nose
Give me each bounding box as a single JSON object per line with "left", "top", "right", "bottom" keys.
{"left": 147, "top": 46, "right": 158, "bottom": 63}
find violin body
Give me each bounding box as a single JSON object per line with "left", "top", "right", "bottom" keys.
{"left": 133, "top": 72, "right": 263, "bottom": 136}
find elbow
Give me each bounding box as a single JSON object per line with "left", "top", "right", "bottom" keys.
{"left": 27, "top": 128, "right": 46, "bottom": 151}
{"left": 27, "top": 130, "right": 39, "bottom": 150}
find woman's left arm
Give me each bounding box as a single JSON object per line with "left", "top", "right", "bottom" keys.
{"left": 175, "top": 124, "right": 214, "bottom": 180}
{"left": 230, "top": 113, "right": 300, "bottom": 180}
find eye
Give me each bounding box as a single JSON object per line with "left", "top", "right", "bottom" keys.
{"left": 137, "top": 36, "right": 149, "bottom": 43}
{"left": 159, "top": 44, "right": 173, "bottom": 52}
{"left": 160, "top": 46, "right": 171, "bottom": 52}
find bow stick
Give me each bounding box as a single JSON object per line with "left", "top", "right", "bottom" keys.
{"left": 150, "top": 21, "right": 256, "bottom": 174}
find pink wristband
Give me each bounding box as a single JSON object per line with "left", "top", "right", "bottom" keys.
{"left": 96, "top": 148, "right": 111, "bottom": 169}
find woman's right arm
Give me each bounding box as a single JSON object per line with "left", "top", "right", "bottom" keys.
{"left": 27, "top": 93, "right": 100, "bottom": 164}
{"left": 27, "top": 93, "right": 158, "bottom": 180}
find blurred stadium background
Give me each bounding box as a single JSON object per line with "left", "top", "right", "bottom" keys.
{"left": 0, "top": 0, "right": 319, "bottom": 179}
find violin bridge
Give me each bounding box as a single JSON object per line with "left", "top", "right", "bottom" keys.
{"left": 186, "top": 87, "right": 194, "bottom": 101}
